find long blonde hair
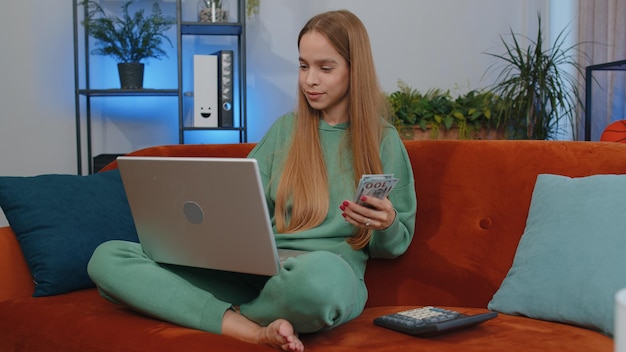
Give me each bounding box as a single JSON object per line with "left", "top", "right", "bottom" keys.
{"left": 275, "top": 10, "right": 389, "bottom": 250}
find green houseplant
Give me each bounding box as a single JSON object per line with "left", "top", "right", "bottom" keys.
{"left": 388, "top": 80, "right": 504, "bottom": 140}
{"left": 484, "top": 14, "right": 584, "bottom": 140}
{"left": 246, "top": 0, "right": 260, "bottom": 17}
{"left": 80, "top": 0, "right": 176, "bottom": 89}
{"left": 198, "top": 0, "right": 259, "bottom": 21}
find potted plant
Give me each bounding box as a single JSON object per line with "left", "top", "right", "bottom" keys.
{"left": 484, "top": 14, "right": 585, "bottom": 140}
{"left": 198, "top": 0, "right": 260, "bottom": 22}
{"left": 452, "top": 88, "right": 506, "bottom": 139}
{"left": 246, "top": 0, "right": 260, "bottom": 17}
{"left": 197, "top": 0, "right": 229, "bottom": 22}
{"left": 80, "top": 0, "right": 176, "bottom": 89}
{"left": 388, "top": 80, "right": 504, "bottom": 140}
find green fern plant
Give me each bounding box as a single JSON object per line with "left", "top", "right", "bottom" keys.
{"left": 80, "top": 0, "right": 176, "bottom": 63}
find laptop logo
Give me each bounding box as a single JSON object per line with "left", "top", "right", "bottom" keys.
{"left": 183, "top": 201, "right": 204, "bottom": 225}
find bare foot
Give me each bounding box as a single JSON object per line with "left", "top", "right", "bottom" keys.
{"left": 259, "top": 319, "right": 304, "bottom": 352}
{"left": 222, "top": 310, "right": 304, "bottom": 351}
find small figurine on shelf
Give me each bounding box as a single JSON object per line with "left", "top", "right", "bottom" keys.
{"left": 198, "top": 0, "right": 229, "bottom": 23}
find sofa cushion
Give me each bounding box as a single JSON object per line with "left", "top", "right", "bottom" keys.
{"left": 488, "top": 173, "right": 626, "bottom": 336}
{"left": 0, "top": 291, "right": 613, "bottom": 351}
{"left": 0, "top": 170, "right": 138, "bottom": 297}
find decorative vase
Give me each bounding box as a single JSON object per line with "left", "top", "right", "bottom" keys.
{"left": 198, "top": 0, "right": 229, "bottom": 23}
{"left": 117, "top": 62, "right": 144, "bottom": 89}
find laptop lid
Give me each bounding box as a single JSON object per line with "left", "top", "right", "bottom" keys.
{"left": 116, "top": 156, "right": 282, "bottom": 276}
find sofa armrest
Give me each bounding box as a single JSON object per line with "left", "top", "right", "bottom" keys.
{"left": 0, "top": 227, "right": 34, "bottom": 300}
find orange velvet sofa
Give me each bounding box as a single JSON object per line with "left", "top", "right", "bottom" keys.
{"left": 1, "top": 140, "right": 623, "bottom": 351}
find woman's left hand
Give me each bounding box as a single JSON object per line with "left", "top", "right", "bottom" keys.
{"left": 339, "top": 196, "right": 396, "bottom": 230}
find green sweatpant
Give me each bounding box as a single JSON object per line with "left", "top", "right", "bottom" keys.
{"left": 87, "top": 240, "right": 366, "bottom": 334}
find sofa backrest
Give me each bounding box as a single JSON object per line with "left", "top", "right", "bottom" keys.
{"left": 100, "top": 143, "right": 258, "bottom": 172}
{"left": 366, "top": 140, "right": 626, "bottom": 308}
{"left": 117, "top": 140, "right": 626, "bottom": 308}
{"left": 25, "top": 140, "right": 626, "bottom": 308}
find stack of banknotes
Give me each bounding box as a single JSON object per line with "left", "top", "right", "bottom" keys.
{"left": 353, "top": 174, "right": 399, "bottom": 205}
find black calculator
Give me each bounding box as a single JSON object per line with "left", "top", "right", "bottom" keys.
{"left": 373, "top": 306, "right": 497, "bottom": 337}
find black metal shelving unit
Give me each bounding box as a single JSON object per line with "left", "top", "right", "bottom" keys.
{"left": 584, "top": 59, "right": 626, "bottom": 141}
{"left": 73, "top": 0, "right": 247, "bottom": 174}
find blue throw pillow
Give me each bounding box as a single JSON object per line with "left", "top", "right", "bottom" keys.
{"left": 488, "top": 173, "right": 626, "bottom": 336}
{"left": 0, "top": 169, "right": 138, "bottom": 297}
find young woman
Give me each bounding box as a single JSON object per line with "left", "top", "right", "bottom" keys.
{"left": 88, "top": 9, "right": 416, "bottom": 352}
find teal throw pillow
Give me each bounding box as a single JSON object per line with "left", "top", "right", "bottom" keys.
{"left": 488, "top": 173, "right": 626, "bottom": 336}
{"left": 0, "top": 169, "right": 138, "bottom": 297}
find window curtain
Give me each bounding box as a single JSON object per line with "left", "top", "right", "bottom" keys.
{"left": 578, "top": 0, "right": 626, "bottom": 140}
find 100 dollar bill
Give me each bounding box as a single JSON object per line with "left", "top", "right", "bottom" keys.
{"left": 353, "top": 174, "right": 399, "bottom": 206}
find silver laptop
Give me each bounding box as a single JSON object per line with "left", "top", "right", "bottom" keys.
{"left": 116, "top": 156, "right": 305, "bottom": 276}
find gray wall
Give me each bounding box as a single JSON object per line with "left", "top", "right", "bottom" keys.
{"left": 0, "top": 0, "right": 574, "bottom": 226}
